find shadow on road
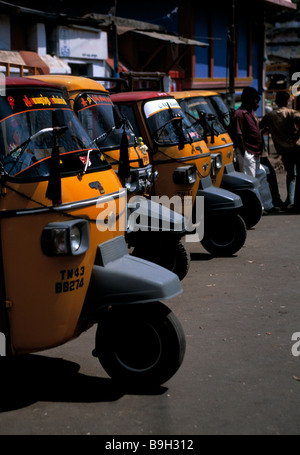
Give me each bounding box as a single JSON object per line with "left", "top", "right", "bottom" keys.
{"left": 0, "top": 354, "right": 167, "bottom": 412}
{"left": 190, "top": 252, "right": 240, "bottom": 261}
{"left": 190, "top": 252, "right": 214, "bottom": 261}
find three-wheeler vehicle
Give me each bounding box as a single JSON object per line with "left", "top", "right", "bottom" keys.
{"left": 28, "top": 75, "right": 190, "bottom": 280}
{"left": 0, "top": 77, "right": 186, "bottom": 386}
{"left": 173, "top": 90, "right": 263, "bottom": 228}
{"left": 111, "top": 89, "right": 247, "bottom": 256}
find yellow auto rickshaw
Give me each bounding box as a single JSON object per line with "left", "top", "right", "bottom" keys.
{"left": 0, "top": 77, "right": 186, "bottom": 386}
{"left": 173, "top": 91, "right": 263, "bottom": 229}
{"left": 111, "top": 89, "right": 247, "bottom": 257}
{"left": 27, "top": 75, "right": 190, "bottom": 280}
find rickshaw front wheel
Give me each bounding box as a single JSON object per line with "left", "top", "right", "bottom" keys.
{"left": 237, "top": 190, "right": 262, "bottom": 229}
{"left": 94, "top": 302, "right": 186, "bottom": 387}
{"left": 201, "top": 213, "right": 247, "bottom": 256}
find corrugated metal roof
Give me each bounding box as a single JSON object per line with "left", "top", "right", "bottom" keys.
{"left": 268, "top": 44, "right": 300, "bottom": 59}
{"left": 132, "top": 30, "right": 208, "bottom": 47}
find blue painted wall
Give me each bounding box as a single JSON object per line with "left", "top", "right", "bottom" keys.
{"left": 195, "top": 10, "right": 209, "bottom": 78}
{"left": 213, "top": 9, "right": 230, "bottom": 78}
{"left": 237, "top": 15, "right": 248, "bottom": 79}
{"left": 114, "top": 1, "right": 265, "bottom": 111}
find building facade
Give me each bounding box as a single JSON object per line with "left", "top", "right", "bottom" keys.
{"left": 0, "top": 0, "right": 297, "bottom": 113}
{"left": 0, "top": 3, "right": 110, "bottom": 76}
{"left": 107, "top": 0, "right": 296, "bottom": 112}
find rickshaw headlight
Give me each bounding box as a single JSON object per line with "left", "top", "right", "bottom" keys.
{"left": 70, "top": 226, "right": 81, "bottom": 252}
{"left": 173, "top": 165, "right": 197, "bottom": 185}
{"left": 124, "top": 170, "right": 138, "bottom": 193}
{"left": 41, "top": 220, "right": 89, "bottom": 256}
{"left": 211, "top": 153, "right": 223, "bottom": 176}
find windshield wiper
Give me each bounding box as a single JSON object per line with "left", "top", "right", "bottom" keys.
{"left": 3, "top": 126, "right": 67, "bottom": 175}
{"left": 150, "top": 103, "right": 186, "bottom": 149}
{"left": 153, "top": 116, "right": 186, "bottom": 150}
{"left": 152, "top": 115, "right": 182, "bottom": 137}
{"left": 92, "top": 126, "right": 116, "bottom": 146}
{"left": 186, "top": 110, "right": 212, "bottom": 143}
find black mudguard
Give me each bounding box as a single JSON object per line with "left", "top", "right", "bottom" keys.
{"left": 221, "top": 163, "right": 259, "bottom": 192}
{"left": 198, "top": 175, "right": 243, "bottom": 213}
{"left": 81, "top": 236, "right": 182, "bottom": 321}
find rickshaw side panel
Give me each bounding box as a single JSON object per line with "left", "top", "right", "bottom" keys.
{"left": 207, "top": 133, "right": 234, "bottom": 187}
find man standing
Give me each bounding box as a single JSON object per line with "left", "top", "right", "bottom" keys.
{"left": 232, "top": 86, "right": 275, "bottom": 214}
{"left": 259, "top": 91, "right": 300, "bottom": 213}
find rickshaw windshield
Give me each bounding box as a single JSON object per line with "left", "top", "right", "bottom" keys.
{"left": 180, "top": 97, "right": 225, "bottom": 136}
{"left": 76, "top": 92, "right": 137, "bottom": 149}
{"left": 0, "top": 87, "right": 108, "bottom": 180}
{"left": 143, "top": 98, "right": 201, "bottom": 146}
{"left": 209, "top": 95, "right": 231, "bottom": 129}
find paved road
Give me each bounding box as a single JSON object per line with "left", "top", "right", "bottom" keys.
{"left": 1, "top": 172, "right": 300, "bottom": 436}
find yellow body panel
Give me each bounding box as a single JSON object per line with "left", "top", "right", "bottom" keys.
{"left": 150, "top": 142, "right": 210, "bottom": 202}
{"left": 1, "top": 156, "right": 124, "bottom": 353}
{"left": 207, "top": 133, "right": 234, "bottom": 187}
{"left": 104, "top": 147, "right": 150, "bottom": 170}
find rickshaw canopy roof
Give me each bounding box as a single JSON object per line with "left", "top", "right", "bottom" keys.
{"left": 172, "top": 90, "right": 219, "bottom": 99}
{"left": 111, "top": 91, "right": 170, "bottom": 103}
{"left": 4, "top": 77, "right": 57, "bottom": 89}
{"left": 26, "top": 75, "right": 107, "bottom": 94}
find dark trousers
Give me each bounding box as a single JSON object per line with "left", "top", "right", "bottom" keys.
{"left": 260, "top": 157, "right": 283, "bottom": 207}
{"left": 281, "top": 150, "right": 300, "bottom": 208}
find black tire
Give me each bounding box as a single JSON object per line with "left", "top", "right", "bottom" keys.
{"left": 237, "top": 190, "right": 262, "bottom": 229}
{"left": 172, "top": 240, "right": 191, "bottom": 281}
{"left": 95, "top": 303, "right": 186, "bottom": 386}
{"left": 131, "top": 239, "right": 191, "bottom": 281}
{"left": 201, "top": 213, "right": 247, "bottom": 256}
